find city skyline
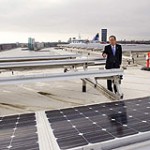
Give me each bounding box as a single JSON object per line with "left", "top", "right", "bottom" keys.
{"left": 0, "top": 0, "right": 150, "bottom": 43}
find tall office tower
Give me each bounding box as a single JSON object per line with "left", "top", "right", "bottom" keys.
{"left": 28, "top": 37, "right": 35, "bottom": 50}
{"left": 28, "top": 37, "right": 32, "bottom": 50}
{"left": 101, "top": 29, "right": 107, "bottom": 42}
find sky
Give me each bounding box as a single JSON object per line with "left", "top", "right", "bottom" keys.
{"left": 0, "top": 0, "right": 150, "bottom": 43}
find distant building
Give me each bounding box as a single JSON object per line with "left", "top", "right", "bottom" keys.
{"left": 68, "top": 38, "right": 72, "bottom": 43}
{"left": 101, "top": 29, "right": 107, "bottom": 42}
{"left": 0, "top": 43, "right": 17, "bottom": 51}
{"left": 71, "top": 39, "right": 88, "bottom": 43}
{"left": 34, "top": 42, "right": 45, "bottom": 50}
{"left": 28, "top": 37, "right": 35, "bottom": 50}
{"left": 28, "top": 37, "right": 45, "bottom": 51}
{"left": 69, "top": 36, "right": 89, "bottom": 43}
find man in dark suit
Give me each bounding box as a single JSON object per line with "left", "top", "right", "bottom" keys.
{"left": 102, "top": 35, "right": 122, "bottom": 93}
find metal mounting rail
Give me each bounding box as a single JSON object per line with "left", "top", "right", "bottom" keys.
{"left": 0, "top": 69, "right": 123, "bottom": 85}
{"left": 82, "top": 78, "right": 120, "bottom": 100}
{"left": 0, "top": 54, "right": 79, "bottom": 62}
{"left": 0, "top": 58, "right": 106, "bottom": 70}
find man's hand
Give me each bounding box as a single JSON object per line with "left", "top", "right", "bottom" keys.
{"left": 102, "top": 53, "right": 107, "bottom": 58}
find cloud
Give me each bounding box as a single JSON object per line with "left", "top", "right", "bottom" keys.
{"left": 0, "top": 0, "right": 149, "bottom": 42}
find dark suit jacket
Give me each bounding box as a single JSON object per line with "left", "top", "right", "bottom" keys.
{"left": 103, "top": 44, "right": 122, "bottom": 69}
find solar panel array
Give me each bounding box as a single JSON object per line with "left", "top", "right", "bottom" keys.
{"left": 1, "top": 97, "right": 150, "bottom": 150}
{"left": 0, "top": 113, "right": 39, "bottom": 150}
{"left": 46, "top": 97, "right": 150, "bottom": 150}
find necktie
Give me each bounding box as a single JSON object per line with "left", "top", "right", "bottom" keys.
{"left": 112, "top": 46, "right": 116, "bottom": 56}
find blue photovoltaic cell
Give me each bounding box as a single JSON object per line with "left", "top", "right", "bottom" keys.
{"left": 46, "top": 97, "right": 150, "bottom": 150}
{"left": 0, "top": 113, "right": 39, "bottom": 150}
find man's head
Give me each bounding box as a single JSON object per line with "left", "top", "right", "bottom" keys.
{"left": 109, "top": 35, "right": 117, "bottom": 46}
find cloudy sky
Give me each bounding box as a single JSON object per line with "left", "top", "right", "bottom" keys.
{"left": 0, "top": 0, "right": 149, "bottom": 43}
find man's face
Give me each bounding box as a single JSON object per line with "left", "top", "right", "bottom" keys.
{"left": 109, "top": 37, "right": 117, "bottom": 46}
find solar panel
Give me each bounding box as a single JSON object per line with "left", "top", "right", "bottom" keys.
{"left": 1, "top": 97, "right": 150, "bottom": 150}
{"left": 0, "top": 113, "right": 39, "bottom": 150}
{"left": 46, "top": 97, "right": 150, "bottom": 150}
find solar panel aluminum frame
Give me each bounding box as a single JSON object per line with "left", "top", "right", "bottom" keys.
{"left": 67, "top": 130, "right": 150, "bottom": 150}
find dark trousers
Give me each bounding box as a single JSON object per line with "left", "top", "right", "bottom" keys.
{"left": 106, "top": 63, "right": 120, "bottom": 93}
{"left": 107, "top": 80, "right": 117, "bottom": 93}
